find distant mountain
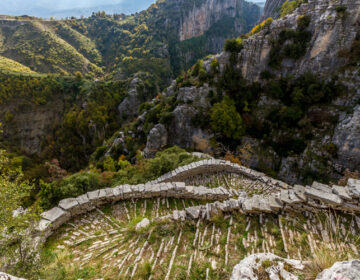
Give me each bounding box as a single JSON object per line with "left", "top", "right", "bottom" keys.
{"left": 0, "top": 0, "right": 155, "bottom": 19}
{"left": 48, "top": 2, "right": 154, "bottom": 18}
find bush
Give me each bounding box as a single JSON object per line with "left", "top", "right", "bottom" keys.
{"left": 210, "top": 96, "right": 245, "bottom": 140}
{"left": 297, "top": 15, "right": 311, "bottom": 30}
{"left": 335, "top": 5, "right": 347, "bottom": 14}
{"left": 39, "top": 172, "right": 102, "bottom": 209}
{"left": 249, "top": 18, "right": 273, "bottom": 36}
{"left": 224, "top": 38, "right": 244, "bottom": 53}
{"left": 210, "top": 59, "right": 219, "bottom": 75}
{"left": 280, "top": 0, "right": 305, "bottom": 17}
{"left": 112, "top": 146, "right": 200, "bottom": 185}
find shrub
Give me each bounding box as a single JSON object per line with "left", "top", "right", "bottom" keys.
{"left": 210, "top": 96, "right": 245, "bottom": 140}
{"left": 198, "top": 67, "right": 208, "bottom": 82}
{"left": 297, "top": 15, "right": 311, "bottom": 30}
{"left": 249, "top": 18, "right": 273, "bottom": 36}
{"left": 93, "top": 145, "right": 107, "bottom": 161}
{"left": 210, "top": 58, "right": 219, "bottom": 75}
{"left": 260, "top": 70, "right": 274, "bottom": 80}
{"left": 224, "top": 38, "right": 244, "bottom": 53}
{"left": 39, "top": 172, "right": 102, "bottom": 209}
{"left": 103, "top": 156, "right": 116, "bottom": 172}
{"left": 335, "top": 5, "right": 347, "bottom": 15}
{"left": 112, "top": 146, "right": 200, "bottom": 185}
{"left": 280, "top": 0, "right": 304, "bottom": 17}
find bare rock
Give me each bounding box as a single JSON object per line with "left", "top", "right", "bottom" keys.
{"left": 0, "top": 272, "right": 27, "bottom": 280}
{"left": 230, "top": 253, "right": 304, "bottom": 280}
{"left": 315, "top": 259, "right": 360, "bottom": 280}
{"left": 332, "top": 106, "right": 360, "bottom": 171}
{"left": 143, "top": 124, "right": 168, "bottom": 157}
{"left": 135, "top": 218, "right": 150, "bottom": 230}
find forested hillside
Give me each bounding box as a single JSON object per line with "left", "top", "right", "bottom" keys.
{"left": 0, "top": 0, "right": 261, "bottom": 87}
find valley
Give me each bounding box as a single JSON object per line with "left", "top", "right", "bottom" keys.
{"left": 0, "top": 0, "right": 359, "bottom": 279}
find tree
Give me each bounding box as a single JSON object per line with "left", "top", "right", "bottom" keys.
{"left": 210, "top": 96, "right": 245, "bottom": 140}
{"left": 0, "top": 148, "right": 41, "bottom": 278}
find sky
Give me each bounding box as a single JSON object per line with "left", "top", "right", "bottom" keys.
{"left": 0, "top": 0, "right": 265, "bottom": 18}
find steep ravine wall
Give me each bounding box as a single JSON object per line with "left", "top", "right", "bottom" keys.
{"left": 230, "top": 0, "right": 360, "bottom": 81}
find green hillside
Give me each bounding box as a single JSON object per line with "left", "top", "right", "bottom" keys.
{"left": 0, "top": 55, "right": 36, "bottom": 74}
{"left": 0, "top": 0, "right": 260, "bottom": 87}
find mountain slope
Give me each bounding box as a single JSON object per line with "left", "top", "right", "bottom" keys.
{"left": 0, "top": 0, "right": 261, "bottom": 85}
{"left": 108, "top": 0, "right": 360, "bottom": 184}
{"left": 0, "top": 19, "right": 103, "bottom": 76}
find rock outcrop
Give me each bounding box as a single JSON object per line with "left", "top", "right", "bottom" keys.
{"left": 143, "top": 124, "right": 168, "bottom": 157}
{"left": 179, "top": 0, "right": 260, "bottom": 41}
{"left": 332, "top": 105, "right": 360, "bottom": 171}
{"left": 233, "top": 0, "right": 360, "bottom": 81}
{"left": 117, "top": 73, "right": 156, "bottom": 121}
{"left": 0, "top": 272, "right": 26, "bottom": 280}
{"left": 315, "top": 260, "right": 360, "bottom": 280}
{"left": 260, "top": 0, "right": 286, "bottom": 21}
{"left": 0, "top": 98, "right": 64, "bottom": 155}
{"left": 230, "top": 253, "right": 304, "bottom": 280}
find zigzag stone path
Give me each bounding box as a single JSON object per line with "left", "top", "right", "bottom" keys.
{"left": 33, "top": 160, "right": 360, "bottom": 279}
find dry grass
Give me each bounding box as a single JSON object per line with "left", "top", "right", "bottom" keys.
{"left": 303, "top": 246, "right": 343, "bottom": 280}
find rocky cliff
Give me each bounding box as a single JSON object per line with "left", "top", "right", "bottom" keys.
{"left": 178, "top": 0, "right": 259, "bottom": 41}
{"left": 130, "top": 0, "right": 360, "bottom": 184}
{"left": 260, "top": 0, "right": 286, "bottom": 20}
{"left": 236, "top": 0, "right": 359, "bottom": 80}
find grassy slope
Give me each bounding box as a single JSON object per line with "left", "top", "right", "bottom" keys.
{"left": 0, "top": 20, "right": 103, "bottom": 77}
{"left": 0, "top": 55, "right": 36, "bottom": 74}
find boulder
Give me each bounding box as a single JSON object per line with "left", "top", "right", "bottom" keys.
{"left": 143, "top": 124, "right": 168, "bottom": 157}
{"left": 135, "top": 218, "right": 150, "bottom": 230}
{"left": 315, "top": 259, "right": 360, "bottom": 280}
{"left": 230, "top": 253, "right": 304, "bottom": 280}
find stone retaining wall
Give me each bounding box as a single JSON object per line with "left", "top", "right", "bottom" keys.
{"left": 38, "top": 182, "right": 234, "bottom": 239}
{"left": 148, "top": 159, "right": 290, "bottom": 190}
{"left": 165, "top": 179, "right": 360, "bottom": 221}
{"left": 37, "top": 158, "right": 360, "bottom": 241}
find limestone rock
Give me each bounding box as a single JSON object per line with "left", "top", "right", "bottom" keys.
{"left": 315, "top": 259, "right": 360, "bottom": 280}
{"left": 117, "top": 73, "right": 154, "bottom": 120}
{"left": 333, "top": 105, "right": 360, "bottom": 171}
{"left": 230, "top": 253, "right": 304, "bottom": 280}
{"left": 0, "top": 272, "right": 27, "bottom": 280}
{"left": 332, "top": 185, "right": 352, "bottom": 200}
{"left": 260, "top": 0, "right": 286, "bottom": 21}
{"left": 144, "top": 124, "right": 168, "bottom": 157}
{"left": 305, "top": 187, "right": 342, "bottom": 206}
{"left": 347, "top": 178, "right": 360, "bottom": 198}
{"left": 135, "top": 218, "right": 150, "bottom": 230}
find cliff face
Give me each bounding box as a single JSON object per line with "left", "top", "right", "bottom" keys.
{"left": 260, "top": 0, "right": 286, "bottom": 20}
{"left": 235, "top": 0, "right": 360, "bottom": 81}
{"left": 152, "top": 0, "right": 261, "bottom": 73}
{"left": 179, "top": 0, "right": 256, "bottom": 41}
{"left": 0, "top": 98, "right": 64, "bottom": 155}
